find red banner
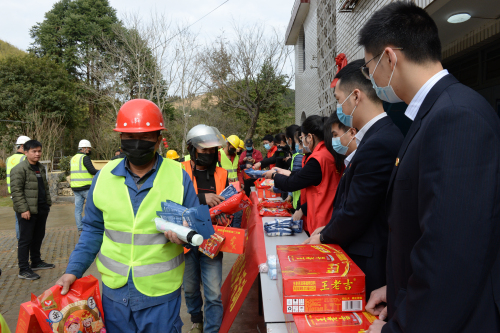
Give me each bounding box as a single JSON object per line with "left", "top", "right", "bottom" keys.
{"left": 219, "top": 192, "right": 267, "bottom": 332}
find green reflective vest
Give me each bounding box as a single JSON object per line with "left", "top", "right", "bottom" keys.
{"left": 6, "top": 153, "right": 26, "bottom": 194}
{"left": 291, "top": 153, "right": 303, "bottom": 210}
{"left": 94, "top": 158, "right": 185, "bottom": 297}
{"left": 184, "top": 155, "right": 191, "bottom": 161}
{"left": 219, "top": 149, "right": 239, "bottom": 181}
{"left": 70, "top": 153, "right": 93, "bottom": 188}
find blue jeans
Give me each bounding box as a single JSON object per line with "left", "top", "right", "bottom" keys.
{"left": 74, "top": 190, "right": 88, "bottom": 231}
{"left": 183, "top": 249, "right": 223, "bottom": 333}
{"left": 232, "top": 210, "right": 243, "bottom": 228}
{"left": 102, "top": 291, "right": 183, "bottom": 333}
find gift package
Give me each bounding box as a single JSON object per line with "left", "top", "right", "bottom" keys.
{"left": 277, "top": 245, "right": 365, "bottom": 317}
{"left": 244, "top": 169, "right": 268, "bottom": 179}
{"left": 264, "top": 218, "right": 303, "bottom": 236}
{"left": 157, "top": 200, "right": 214, "bottom": 239}
{"left": 255, "top": 178, "right": 280, "bottom": 199}
{"left": 213, "top": 225, "right": 247, "bottom": 254}
{"left": 209, "top": 192, "right": 252, "bottom": 218}
{"left": 23, "top": 275, "right": 106, "bottom": 333}
{"left": 286, "top": 312, "right": 377, "bottom": 333}
{"left": 199, "top": 233, "right": 225, "bottom": 258}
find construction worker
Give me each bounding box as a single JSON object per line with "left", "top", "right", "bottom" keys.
{"left": 166, "top": 150, "right": 180, "bottom": 160}
{"left": 56, "top": 99, "right": 200, "bottom": 332}
{"left": 219, "top": 135, "right": 240, "bottom": 183}
{"left": 181, "top": 125, "right": 228, "bottom": 333}
{"left": 70, "top": 140, "right": 97, "bottom": 235}
{"left": 6, "top": 135, "right": 30, "bottom": 240}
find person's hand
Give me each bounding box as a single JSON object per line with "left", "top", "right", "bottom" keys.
{"left": 56, "top": 274, "right": 77, "bottom": 295}
{"left": 249, "top": 158, "right": 255, "bottom": 164}
{"left": 204, "top": 193, "right": 225, "bottom": 207}
{"left": 21, "top": 211, "right": 31, "bottom": 220}
{"left": 274, "top": 167, "right": 291, "bottom": 177}
{"left": 164, "top": 230, "right": 185, "bottom": 245}
{"left": 285, "top": 196, "right": 292, "bottom": 202}
{"left": 366, "top": 285, "right": 388, "bottom": 318}
{"left": 241, "top": 184, "right": 245, "bottom": 190}
{"left": 302, "top": 234, "right": 321, "bottom": 244}
{"left": 253, "top": 162, "right": 261, "bottom": 170}
{"left": 311, "top": 226, "right": 325, "bottom": 237}
{"left": 366, "top": 320, "right": 387, "bottom": 333}
{"left": 292, "top": 208, "right": 303, "bottom": 222}
{"left": 245, "top": 164, "right": 252, "bottom": 169}
{"left": 264, "top": 170, "right": 275, "bottom": 180}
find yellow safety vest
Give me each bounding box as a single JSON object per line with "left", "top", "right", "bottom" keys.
{"left": 6, "top": 153, "right": 26, "bottom": 194}
{"left": 184, "top": 155, "right": 191, "bottom": 161}
{"left": 291, "top": 153, "right": 303, "bottom": 209}
{"left": 219, "top": 149, "right": 239, "bottom": 181}
{"left": 70, "top": 153, "right": 93, "bottom": 188}
{"left": 94, "top": 158, "right": 185, "bottom": 297}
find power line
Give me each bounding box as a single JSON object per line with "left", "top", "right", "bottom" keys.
{"left": 166, "top": 0, "right": 229, "bottom": 43}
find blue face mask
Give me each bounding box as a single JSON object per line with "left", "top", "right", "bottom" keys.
{"left": 369, "top": 52, "right": 404, "bottom": 104}
{"left": 246, "top": 146, "right": 253, "bottom": 151}
{"left": 336, "top": 91, "right": 357, "bottom": 127}
{"left": 264, "top": 143, "right": 271, "bottom": 151}
{"left": 297, "top": 148, "right": 303, "bottom": 154}
{"left": 332, "top": 131, "right": 354, "bottom": 155}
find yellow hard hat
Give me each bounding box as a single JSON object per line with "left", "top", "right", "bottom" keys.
{"left": 166, "top": 150, "right": 180, "bottom": 160}
{"left": 239, "top": 140, "right": 245, "bottom": 149}
{"left": 227, "top": 135, "right": 240, "bottom": 149}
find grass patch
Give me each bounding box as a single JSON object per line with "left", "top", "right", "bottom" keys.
{"left": 0, "top": 196, "right": 13, "bottom": 207}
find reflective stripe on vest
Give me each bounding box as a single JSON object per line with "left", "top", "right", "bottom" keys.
{"left": 219, "top": 149, "right": 239, "bottom": 180}
{"left": 290, "top": 153, "right": 303, "bottom": 210}
{"left": 70, "top": 153, "right": 93, "bottom": 187}
{"left": 181, "top": 161, "right": 228, "bottom": 195}
{"left": 6, "top": 154, "right": 26, "bottom": 194}
{"left": 93, "top": 157, "right": 185, "bottom": 297}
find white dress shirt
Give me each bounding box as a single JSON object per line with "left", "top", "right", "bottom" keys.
{"left": 405, "top": 69, "right": 449, "bottom": 121}
{"left": 344, "top": 149, "right": 356, "bottom": 167}
{"left": 355, "top": 113, "right": 388, "bottom": 146}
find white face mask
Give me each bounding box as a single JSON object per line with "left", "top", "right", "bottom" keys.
{"left": 303, "top": 135, "right": 312, "bottom": 153}
{"left": 370, "top": 52, "right": 404, "bottom": 104}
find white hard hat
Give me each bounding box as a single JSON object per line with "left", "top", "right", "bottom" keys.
{"left": 186, "top": 125, "right": 225, "bottom": 149}
{"left": 78, "top": 139, "right": 92, "bottom": 148}
{"left": 16, "top": 136, "right": 31, "bottom": 145}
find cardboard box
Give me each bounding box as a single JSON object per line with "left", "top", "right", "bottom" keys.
{"left": 277, "top": 244, "right": 365, "bottom": 315}
{"left": 257, "top": 188, "right": 280, "bottom": 199}
{"left": 286, "top": 312, "right": 377, "bottom": 333}
{"left": 214, "top": 225, "right": 247, "bottom": 254}
{"left": 16, "top": 301, "right": 43, "bottom": 333}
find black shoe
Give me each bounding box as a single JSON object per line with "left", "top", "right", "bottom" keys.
{"left": 31, "top": 261, "right": 55, "bottom": 270}
{"left": 18, "top": 269, "right": 40, "bottom": 280}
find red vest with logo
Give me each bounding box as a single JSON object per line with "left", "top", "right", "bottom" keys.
{"left": 300, "top": 141, "right": 341, "bottom": 233}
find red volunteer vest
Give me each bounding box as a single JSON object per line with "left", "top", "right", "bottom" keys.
{"left": 267, "top": 145, "right": 277, "bottom": 169}
{"left": 300, "top": 141, "right": 341, "bottom": 233}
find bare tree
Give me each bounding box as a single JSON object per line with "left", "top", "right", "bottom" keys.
{"left": 200, "top": 23, "right": 294, "bottom": 140}
{"left": 25, "top": 111, "right": 64, "bottom": 170}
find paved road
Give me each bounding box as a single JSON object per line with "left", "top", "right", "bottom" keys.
{"left": 0, "top": 202, "right": 264, "bottom": 332}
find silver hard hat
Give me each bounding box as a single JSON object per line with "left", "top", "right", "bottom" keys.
{"left": 186, "top": 124, "right": 225, "bottom": 149}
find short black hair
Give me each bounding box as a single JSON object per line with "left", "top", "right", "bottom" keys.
{"left": 358, "top": 1, "right": 441, "bottom": 63}
{"left": 262, "top": 134, "right": 274, "bottom": 142}
{"left": 24, "top": 140, "right": 42, "bottom": 151}
{"left": 324, "top": 113, "right": 347, "bottom": 171}
{"left": 335, "top": 59, "right": 381, "bottom": 104}
{"left": 274, "top": 133, "right": 286, "bottom": 144}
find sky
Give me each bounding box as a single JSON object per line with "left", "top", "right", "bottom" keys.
{"left": 0, "top": 0, "right": 295, "bottom": 51}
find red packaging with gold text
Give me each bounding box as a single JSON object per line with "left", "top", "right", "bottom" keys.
{"left": 30, "top": 275, "right": 106, "bottom": 333}
{"left": 214, "top": 225, "right": 247, "bottom": 254}
{"left": 286, "top": 312, "right": 377, "bottom": 333}
{"left": 16, "top": 301, "right": 43, "bottom": 333}
{"left": 277, "top": 244, "right": 365, "bottom": 316}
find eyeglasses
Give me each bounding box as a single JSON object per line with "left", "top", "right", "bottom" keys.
{"left": 360, "top": 48, "right": 403, "bottom": 79}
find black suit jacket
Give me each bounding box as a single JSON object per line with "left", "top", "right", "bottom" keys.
{"left": 321, "top": 115, "right": 404, "bottom": 296}
{"left": 384, "top": 74, "right": 500, "bottom": 332}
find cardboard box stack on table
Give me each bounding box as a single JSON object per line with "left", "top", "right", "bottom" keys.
{"left": 276, "top": 244, "right": 371, "bottom": 332}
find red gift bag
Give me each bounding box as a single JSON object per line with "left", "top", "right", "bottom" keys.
{"left": 31, "top": 275, "right": 106, "bottom": 333}
{"left": 199, "top": 233, "right": 226, "bottom": 259}
{"left": 209, "top": 192, "right": 252, "bottom": 218}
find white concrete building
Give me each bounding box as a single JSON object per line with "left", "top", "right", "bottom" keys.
{"left": 286, "top": 0, "right": 500, "bottom": 130}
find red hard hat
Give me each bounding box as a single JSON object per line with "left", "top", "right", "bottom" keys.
{"left": 114, "top": 99, "right": 166, "bottom": 133}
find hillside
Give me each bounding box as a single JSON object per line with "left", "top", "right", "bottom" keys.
{"left": 0, "top": 39, "right": 25, "bottom": 59}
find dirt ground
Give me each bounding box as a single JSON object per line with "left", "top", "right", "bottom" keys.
{"left": 0, "top": 200, "right": 265, "bottom": 332}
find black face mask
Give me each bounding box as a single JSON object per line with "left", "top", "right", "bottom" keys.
{"left": 121, "top": 139, "right": 156, "bottom": 166}
{"left": 86, "top": 151, "right": 92, "bottom": 156}
{"left": 237, "top": 150, "right": 243, "bottom": 156}
{"left": 229, "top": 147, "right": 237, "bottom": 155}
{"left": 196, "top": 152, "right": 214, "bottom": 167}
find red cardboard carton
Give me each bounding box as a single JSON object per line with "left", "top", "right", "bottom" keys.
{"left": 277, "top": 244, "right": 365, "bottom": 316}
{"left": 214, "top": 225, "right": 247, "bottom": 254}
{"left": 286, "top": 312, "right": 377, "bottom": 333}
{"left": 16, "top": 301, "right": 43, "bottom": 333}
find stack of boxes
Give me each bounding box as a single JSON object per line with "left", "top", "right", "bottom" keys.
{"left": 276, "top": 244, "right": 377, "bottom": 332}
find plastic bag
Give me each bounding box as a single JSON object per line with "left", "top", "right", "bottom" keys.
{"left": 209, "top": 192, "right": 252, "bottom": 218}
{"left": 244, "top": 169, "right": 268, "bottom": 179}
{"left": 259, "top": 207, "right": 292, "bottom": 217}
{"left": 267, "top": 255, "right": 278, "bottom": 280}
{"left": 264, "top": 218, "right": 303, "bottom": 233}
{"left": 255, "top": 178, "right": 275, "bottom": 188}
{"left": 31, "top": 275, "right": 106, "bottom": 333}
{"left": 199, "top": 233, "right": 225, "bottom": 259}
{"left": 258, "top": 200, "right": 293, "bottom": 210}
{"left": 157, "top": 200, "right": 214, "bottom": 239}
{"left": 219, "top": 184, "right": 238, "bottom": 200}
{"left": 265, "top": 227, "right": 293, "bottom": 237}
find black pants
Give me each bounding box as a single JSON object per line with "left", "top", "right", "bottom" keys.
{"left": 17, "top": 210, "right": 49, "bottom": 271}
{"left": 243, "top": 178, "right": 256, "bottom": 197}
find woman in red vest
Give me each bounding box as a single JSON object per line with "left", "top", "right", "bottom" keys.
{"left": 267, "top": 116, "right": 343, "bottom": 234}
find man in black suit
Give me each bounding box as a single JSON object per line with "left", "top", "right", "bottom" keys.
{"left": 303, "top": 59, "right": 404, "bottom": 298}
{"left": 359, "top": 3, "right": 500, "bottom": 333}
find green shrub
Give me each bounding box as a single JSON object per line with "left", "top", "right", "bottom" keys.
{"left": 0, "top": 166, "right": 5, "bottom": 180}
{"left": 59, "top": 156, "right": 72, "bottom": 176}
